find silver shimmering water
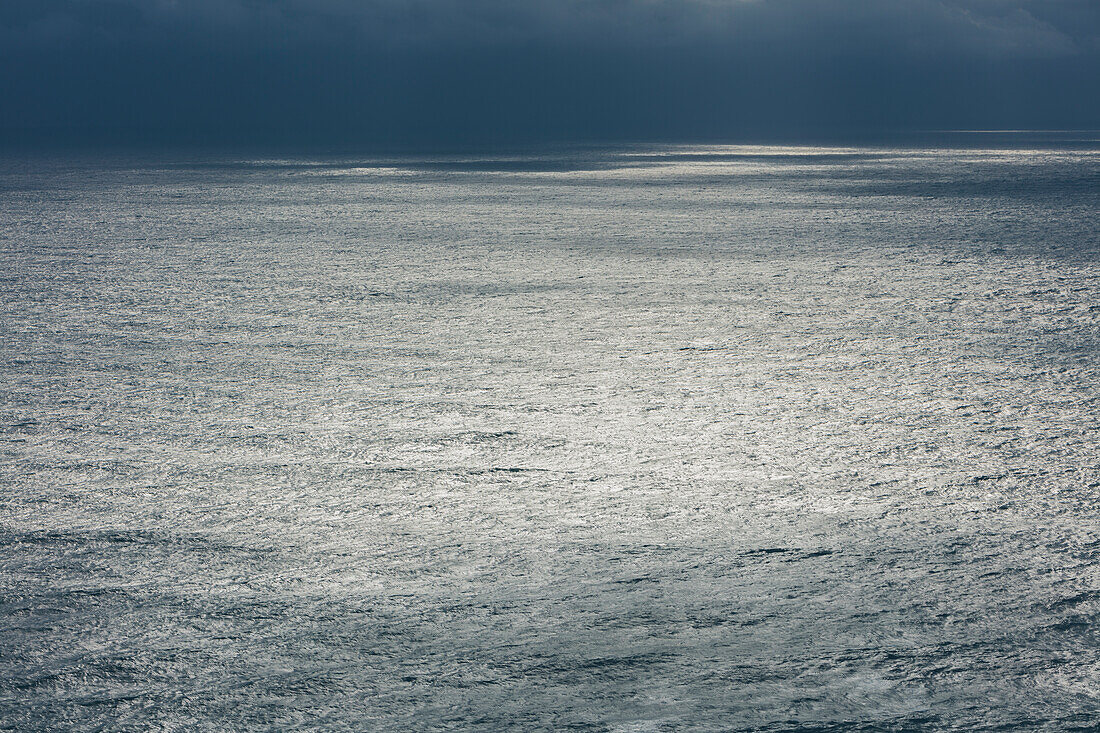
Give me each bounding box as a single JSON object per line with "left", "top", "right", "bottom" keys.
{"left": 2, "top": 145, "right": 1099, "bottom": 731}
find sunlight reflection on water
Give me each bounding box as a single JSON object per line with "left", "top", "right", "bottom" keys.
{"left": 1, "top": 144, "right": 1099, "bottom": 730}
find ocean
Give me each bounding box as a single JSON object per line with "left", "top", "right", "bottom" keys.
{"left": 2, "top": 141, "right": 1099, "bottom": 730}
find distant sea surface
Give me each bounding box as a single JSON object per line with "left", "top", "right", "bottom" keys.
{"left": 2, "top": 140, "right": 1099, "bottom": 731}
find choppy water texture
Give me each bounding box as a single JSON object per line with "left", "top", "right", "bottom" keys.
{"left": 2, "top": 142, "right": 1100, "bottom": 731}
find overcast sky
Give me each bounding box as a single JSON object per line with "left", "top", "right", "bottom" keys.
{"left": 2, "top": 0, "right": 1098, "bottom": 146}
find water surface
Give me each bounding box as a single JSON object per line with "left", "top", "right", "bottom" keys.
{"left": 2, "top": 143, "right": 1099, "bottom": 730}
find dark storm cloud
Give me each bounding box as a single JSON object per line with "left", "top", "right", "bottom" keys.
{"left": 2, "top": 0, "right": 1098, "bottom": 145}
{"left": 3, "top": 0, "right": 1095, "bottom": 54}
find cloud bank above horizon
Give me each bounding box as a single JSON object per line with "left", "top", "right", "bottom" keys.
{"left": 2, "top": 0, "right": 1098, "bottom": 145}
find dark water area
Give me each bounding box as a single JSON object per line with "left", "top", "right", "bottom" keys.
{"left": 1, "top": 143, "right": 1099, "bottom": 731}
